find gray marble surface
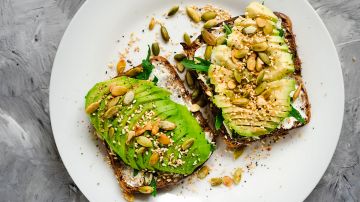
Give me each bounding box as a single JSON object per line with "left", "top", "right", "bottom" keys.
{"left": 0, "top": 0, "right": 359, "bottom": 201}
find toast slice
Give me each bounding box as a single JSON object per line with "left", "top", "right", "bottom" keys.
{"left": 181, "top": 3, "right": 311, "bottom": 149}
{"left": 86, "top": 56, "right": 215, "bottom": 195}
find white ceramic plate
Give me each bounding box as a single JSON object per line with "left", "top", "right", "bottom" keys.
{"left": 49, "top": 0, "right": 344, "bottom": 201}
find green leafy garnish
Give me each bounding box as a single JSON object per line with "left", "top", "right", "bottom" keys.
{"left": 152, "top": 76, "right": 158, "bottom": 84}
{"left": 289, "top": 105, "right": 306, "bottom": 124}
{"left": 133, "top": 169, "right": 139, "bottom": 176}
{"left": 150, "top": 177, "right": 157, "bottom": 197}
{"left": 135, "top": 46, "right": 154, "bottom": 80}
{"left": 215, "top": 113, "right": 224, "bottom": 130}
{"left": 223, "top": 23, "right": 232, "bottom": 35}
{"left": 278, "top": 28, "right": 284, "bottom": 37}
{"left": 181, "top": 57, "right": 210, "bottom": 72}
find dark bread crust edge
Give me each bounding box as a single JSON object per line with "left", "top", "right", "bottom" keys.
{"left": 182, "top": 12, "right": 311, "bottom": 149}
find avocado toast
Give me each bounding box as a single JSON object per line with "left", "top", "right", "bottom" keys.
{"left": 180, "top": 2, "right": 311, "bottom": 148}
{"left": 85, "top": 54, "right": 215, "bottom": 195}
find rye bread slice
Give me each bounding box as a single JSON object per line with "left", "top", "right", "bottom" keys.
{"left": 181, "top": 12, "right": 311, "bottom": 149}
{"left": 103, "top": 56, "right": 215, "bottom": 194}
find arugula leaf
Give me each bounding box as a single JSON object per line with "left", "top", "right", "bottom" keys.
{"left": 223, "top": 23, "right": 232, "bottom": 35}
{"left": 181, "top": 57, "right": 211, "bottom": 72}
{"left": 152, "top": 76, "right": 158, "bottom": 85}
{"left": 150, "top": 177, "right": 157, "bottom": 197}
{"left": 135, "top": 46, "right": 154, "bottom": 80}
{"left": 133, "top": 169, "right": 139, "bottom": 177}
{"left": 289, "top": 105, "right": 306, "bottom": 124}
{"left": 278, "top": 28, "right": 284, "bottom": 37}
{"left": 215, "top": 113, "right": 224, "bottom": 130}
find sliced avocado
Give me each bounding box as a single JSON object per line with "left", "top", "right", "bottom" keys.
{"left": 245, "top": 2, "right": 278, "bottom": 22}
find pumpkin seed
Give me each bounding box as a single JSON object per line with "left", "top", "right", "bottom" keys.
{"left": 203, "top": 19, "right": 218, "bottom": 29}
{"left": 263, "top": 22, "right": 273, "bottom": 35}
{"left": 227, "top": 80, "right": 237, "bottom": 89}
{"left": 256, "top": 70, "right": 265, "bottom": 85}
{"left": 201, "top": 30, "right": 216, "bottom": 46}
{"left": 197, "top": 165, "right": 210, "bottom": 179}
{"left": 104, "top": 106, "right": 118, "bottom": 118}
{"left": 222, "top": 176, "right": 233, "bottom": 187}
{"left": 149, "top": 18, "right": 156, "bottom": 30}
{"left": 192, "top": 89, "right": 200, "bottom": 100}
{"left": 210, "top": 178, "right": 222, "bottom": 186}
{"left": 185, "top": 71, "right": 194, "bottom": 89}
{"left": 174, "top": 53, "right": 186, "bottom": 61}
{"left": 124, "top": 66, "right": 143, "bottom": 77}
{"left": 255, "top": 82, "right": 267, "bottom": 95}
{"left": 116, "top": 59, "right": 126, "bottom": 75}
{"left": 149, "top": 152, "right": 160, "bottom": 165}
{"left": 176, "top": 62, "right": 185, "bottom": 72}
{"left": 216, "top": 35, "right": 227, "bottom": 45}
{"left": 136, "top": 136, "right": 153, "bottom": 147}
{"left": 232, "top": 49, "right": 249, "bottom": 59}
{"left": 232, "top": 98, "right": 249, "bottom": 106}
{"left": 158, "top": 133, "right": 170, "bottom": 145}
{"left": 190, "top": 103, "right": 201, "bottom": 112}
{"left": 292, "top": 84, "right": 302, "bottom": 101}
{"left": 258, "top": 52, "right": 270, "bottom": 65}
{"left": 110, "top": 85, "right": 128, "bottom": 96}
{"left": 135, "top": 147, "right": 145, "bottom": 155}
{"left": 201, "top": 11, "right": 217, "bottom": 21}
{"left": 204, "top": 45, "right": 213, "bottom": 60}
{"left": 160, "top": 26, "right": 170, "bottom": 42}
{"left": 108, "top": 127, "right": 115, "bottom": 138}
{"left": 256, "top": 57, "right": 264, "bottom": 72}
{"left": 167, "top": 6, "right": 179, "bottom": 16}
{"left": 181, "top": 138, "right": 195, "bottom": 150}
{"left": 126, "top": 131, "right": 135, "bottom": 145}
{"left": 159, "top": 120, "right": 176, "bottom": 130}
{"left": 86, "top": 101, "right": 100, "bottom": 114}
{"left": 107, "top": 96, "right": 120, "bottom": 109}
{"left": 183, "top": 33, "right": 192, "bottom": 46}
{"left": 243, "top": 26, "right": 257, "bottom": 34}
{"left": 234, "top": 70, "right": 243, "bottom": 83}
{"left": 186, "top": 7, "right": 201, "bottom": 23}
{"left": 246, "top": 53, "right": 256, "bottom": 71}
{"left": 138, "top": 186, "right": 154, "bottom": 194}
{"left": 123, "top": 90, "right": 135, "bottom": 105}
{"left": 252, "top": 42, "right": 269, "bottom": 52}
{"left": 255, "top": 17, "right": 267, "bottom": 27}
{"left": 233, "top": 147, "right": 245, "bottom": 160}
{"left": 233, "top": 168, "right": 243, "bottom": 184}
{"left": 151, "top": 42, "right": 160, "bottom": 56}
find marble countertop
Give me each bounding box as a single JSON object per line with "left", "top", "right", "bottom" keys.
{"left": 0, "top": 0, "right": 359, "bottom": 201}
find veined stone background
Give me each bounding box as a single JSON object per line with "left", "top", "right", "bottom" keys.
{"left": 0, "top": 0, "right": 359, "bottom": 201}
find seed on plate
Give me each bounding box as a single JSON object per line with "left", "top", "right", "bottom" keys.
{"left": 252, "top": 42, "right": 269, "bottom": 52}
{"left": 181, "top": 138, "right": 195, "bottom": 150}
{"left": 186, "top": 7, "right": 201, "bottom": 23}
{"left": 151, "top": 42, "right": 160, "bottom": 56}
{"left": 227, "top": 80, "right": 237, "bottom": 89}
{"left": 263, "top": 22, "right": 273, "bottom": 35}
{"left": 203, "top": 19, "right": 218, "bottom": 29}
{"left": 222, "top": 176, "right": 233, "bottom": 187}
{"left": 204, "top": 45, "right": 213, "bottom": 60}
{"left": 210, "top": 178, "right": 222, "bottom": 186}
{"left": 258, "top": 52, "right": 270, "bottom": 65}
{"left": 136, "top": 136, "right": 153, "bottom": 147}
{"left": 160, "top": 25, "right": 170, "bottom": 42}
{"left": 108, "top": 127, "right": 115, "bottom": 138}
{"left": 255, "top": 17, "right": 267, "bottom": 27}
{"left": 232, "top": 98, "right": 249, "bottom": 107}
{"left": 201, "top": 11, "right": 217, "bottom": 21}
{"left": 158, "top": 134, "right": 170, "bottom": 145}
{"left": 138, "top": 186, "right": 154, "bottom": 194}
{"left": 123, "top": 90, "right": 135, "bottom": 105}
{"left": 107, "top": 96, "right": 120, "bottom": 109}
{"left": 255, "top": 82, "right": 267, "bottom": 95}
{"left": 183, "top": 33, "right": 192, "bottom": 46}
{"left": 197, "top": 165, "right": 210, "bottom": 179}
{"left": 85, "top": 101, "right": 100, "bottom": 114}
{"left": 110, "top": 85, "right": 128, "bottom": 96}
{"left": 149, "top": 17, "right": 156, "bottom": 30}
{"left": 126, "top": 131, "right": 136, "bottom": 145}
{"left": 104, "top": 106, "right": 118, "bottom": 118}
{"left": 174, "top": 53, "right": 186, "bottom": 61}
{"left": 185, "top": 71, "right": 194, "bottom": 89}
{"left": 234, "top": 70, "right": 243, "bottom": 83}
{"left": 233, "top": 168, "right": 243, "bottom": 184}
{"left": 167, "top": 5, "right": 179, "bottom": 16}
{"left": 116, "top": 59, "right": 126, "bottom": 75}
{"left": 243, "top": 25, "right": 257, "bottom": 34}
{"left": 124, "top": 66, "right": 143, "bottom": 77}
{"left": 149, "top": 152, "right": 160, "bottom": 165}
{"left": 192, "top": 88, "right": 200, "bottom": 100}
{"left": 201, "top": 30, "right": 216, "bottom": 46}
{"left": 256, "top": 70, "right": 265, "bottom": 85}
{"left": 176, "top": 62, "right": 185, "bottom": 72}
{"left": 246, "top": 53, "right": 256, "bottom": 71}
{"left": 135, "top": 147, "right": 145, "bottom": 155}
{"left": 159, "top": 120, "right": 176, "bottom": 130}
{"left": 190, "top": 103, "right": 201, "bottom": 112}
{"left": 292, "top": 84, "right": 302, "bottom": 101}
{"left": 233, "top": 147, "right": 245, "bottom": 160}
{"left": 216, "top": 35, "right": 226, "bottom": 45}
